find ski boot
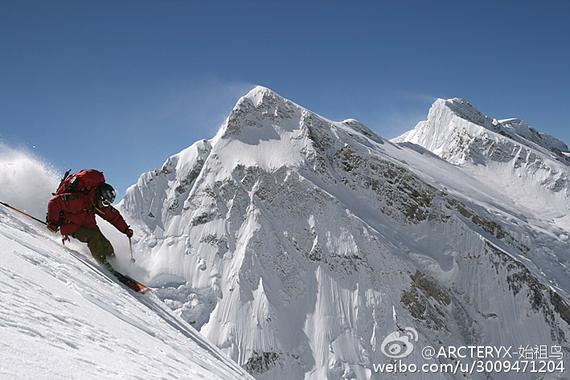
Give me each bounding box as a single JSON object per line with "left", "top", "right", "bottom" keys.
{"left": 102, "top": 260, "right": 114, "bottom": 272}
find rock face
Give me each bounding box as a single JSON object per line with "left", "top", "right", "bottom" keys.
{"left": 121, "top": 87, "right": 570, "bottom": 379}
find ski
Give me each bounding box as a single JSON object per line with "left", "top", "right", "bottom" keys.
{"left": 109, "top": 269, "right": 150, "bottom": 293}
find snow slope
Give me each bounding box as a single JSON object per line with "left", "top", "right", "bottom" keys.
{"left": 0, "top": 205, "right": 252, "bottom": 380}
{"left": 120, "top": 87, "right": 570, "bottom": 379}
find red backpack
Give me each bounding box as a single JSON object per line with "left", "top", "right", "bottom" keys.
{"left": 55, "top": 169, "right": 106, "bottom": 195}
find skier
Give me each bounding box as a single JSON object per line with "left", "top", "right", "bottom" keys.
{"left": 46, "top": 169, "right": 133, "bottom": 270}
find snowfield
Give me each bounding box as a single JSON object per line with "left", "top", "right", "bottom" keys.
{"left": 0, "top": 205, "right": 252, "bottom": 380}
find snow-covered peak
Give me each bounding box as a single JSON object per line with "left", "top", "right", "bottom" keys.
{"left": 219, "top": 85, "right": 384, "bottom": 151}
{"left": 242, "top": 85, "right": 284, "bottom": 108}
{"left": 433, "top": 97, "right": 492, "bottom": 127}
{"left": 398, "top": 97, "right": 569, "bottom": 160}
{"left": 226, "top": 86, "right": 300, "bottom": 123}
{"left": 120, "top": 87, "right": 570, "bottom": 379}
{"left": 216, "top": 86, "right": 303, "bottom": 142}
{"left": 394, "top": 97, "right": 570, "bottom": 228}
{"left": 391, "top": 97, "right": 489, "bottom": 158}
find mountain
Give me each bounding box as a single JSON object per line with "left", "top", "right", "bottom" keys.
{"left": 394, "top": 98, "right": 570, "bottom": 230}
{"left": 0, "top": 204, "right": 252, "bottom": 380}
{"left": 120, "top": 87, "right": 570, "bottom": 379}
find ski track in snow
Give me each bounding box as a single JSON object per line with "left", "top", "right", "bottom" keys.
{"left": 0, "top": 207, "right": 252, "bottom": 380}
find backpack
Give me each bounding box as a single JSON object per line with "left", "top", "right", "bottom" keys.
{"left": 54, "top": 169, "right": 106, "bottom": 195}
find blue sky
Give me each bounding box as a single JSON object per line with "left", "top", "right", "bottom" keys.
{"left": 1, "top": 0, "right": 569, "bottom": 195}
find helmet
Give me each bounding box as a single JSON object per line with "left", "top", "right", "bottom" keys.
{"left": 97, "top": 183, "right": 116, "bottom": 207}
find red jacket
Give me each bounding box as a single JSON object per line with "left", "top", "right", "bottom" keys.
{"left": 47, "top": 190, "right": 129, "bottom": 236}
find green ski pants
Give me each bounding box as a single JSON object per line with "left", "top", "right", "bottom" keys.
{"left": 72, "top": 226, "right": 115, "bottom": 263}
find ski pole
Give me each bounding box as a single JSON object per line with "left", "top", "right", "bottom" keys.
{"left": 128, "top": 236, "right": 136, "bottom": 262}
{"left": 0, "top": 201, "right": 47, "bottom": 226}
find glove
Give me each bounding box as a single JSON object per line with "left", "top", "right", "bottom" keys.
{"left": 47, "top": 224, "right": 59, "bottom": 233}
{"left": 125, "top": 228, "right": 134, "bottom": 238}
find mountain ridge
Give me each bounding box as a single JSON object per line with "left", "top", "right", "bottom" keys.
{"left": 120, "top": 86, "right": 570, "bottom": 379}
{"left": 394, "top": 96, "right": 570, "bottom": 233}
{"left": 402, "top": 97, "right": 569, "bottom": 157}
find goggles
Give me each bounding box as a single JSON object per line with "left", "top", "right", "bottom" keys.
{"left": 100, "top": 189, "right": 116, "bottom": 207}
